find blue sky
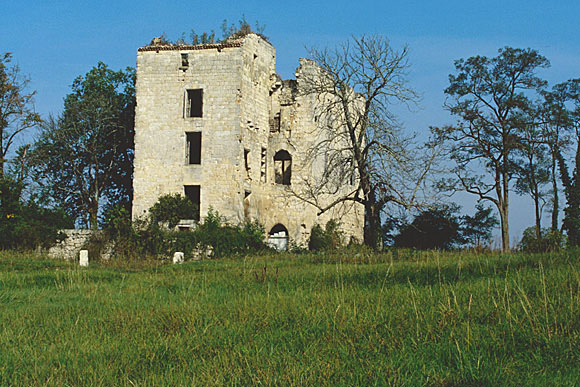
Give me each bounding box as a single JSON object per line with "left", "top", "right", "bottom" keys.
{"left": 3, "top": 0, "right": 580, "bottom": 243}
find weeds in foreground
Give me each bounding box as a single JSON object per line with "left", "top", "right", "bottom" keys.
{"left": 0, "top": 249, "right": 579, "bottom": 385}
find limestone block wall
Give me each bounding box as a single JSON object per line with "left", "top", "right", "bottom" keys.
{"left": 48, "top": 230, "right": 93, "bottom": 260}
{"left": 247, "top": 57, "right": 364, "bottom": 246}
{"left": 133, "top": 41, "right": 245, "bottom": 220}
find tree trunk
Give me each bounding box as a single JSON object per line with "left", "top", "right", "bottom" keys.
{"left": 364, "top": 201, "right": 382, "bottom": 249}
{"left": 551, "top": 155, "right": 559, "bottom": 231}
{"left": 89, "top": 188, "right": 99, "bottom": 230}
{"left": 89, "top": 207, "right": 98, "bottom": 230}
{"left": 567, "top": 140, "right": 580, "bottom": 246}
{"left": 498, "top": 206, "right": 509, "bottom": 252}
{"left": 362, "top": 187, "right": 382, "bottom": 249}
{"left": 0, "top": 135, "right": 4, "bottom": 179}
{"left": 501, "top": 170, "right": 510, "bottom": 252}
{"left": 534, "top": 191, "right": 541, "bottom": 239}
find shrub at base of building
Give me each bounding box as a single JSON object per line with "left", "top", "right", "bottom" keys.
{"left": 308, "top": 220, "right": 343, "bottom": 251}
{"left": 103, "top": 196, "right": 267, "bottom": 261}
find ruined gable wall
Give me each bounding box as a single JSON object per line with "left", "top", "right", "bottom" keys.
{"left": 236, "top": 35, "right": 276, "bottom": 223}
{"left": 253, "top": 58, "right": 364, "bottom": 245}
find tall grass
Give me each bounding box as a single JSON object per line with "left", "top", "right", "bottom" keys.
{"left": 0, "top": 249, "right": 579, "bottom": 385}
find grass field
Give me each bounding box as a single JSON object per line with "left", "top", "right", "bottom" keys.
{"left": 0, "top": 248, "right": 579, "bottom": 385}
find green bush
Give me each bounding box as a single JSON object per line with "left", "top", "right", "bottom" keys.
{"left": 103, "top": 200, "right": 266, "bottom": 261}
{"left": 103, "top": 205, "right": 133, "bottom": 240}
{"left": 519, "top": 227, "right": 564, "bottom": 253}
{"left": 308, "top": 220, "right": 342, "bottom": 251}
{"left": 149, "top": 193, "right": 198, "bottom": 228}
{"left": 196, "top": 208, "right": 266, "bottom": 257}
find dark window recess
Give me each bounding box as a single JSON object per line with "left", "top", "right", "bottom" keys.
{"left": 187, "top": 132, "right": 201, "bottom": 164}
{"left": 184, "top": 185, "right": 201, "bottom": 221}
{"left": 270, "top": 113, "right": 281, "bottom": 133}
{"left": 186, "top": 89, "right": 203, "bottom": 118}
{"left": 274, "top": 150, "right": 292, "bottom": 185}
{"left": 244, "top": 149, "right": 250, "bottom": 176}
{"left": 260, "top": 147, "right": 267, "bottom": 182}
{"left": 181, "top": 53, "right": 189, "bottom": 68}
{"left": 346, "top": 157, "right": 355, "bottom": 185}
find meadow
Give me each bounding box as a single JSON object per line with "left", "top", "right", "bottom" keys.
{"left": 0, "top": 248, "right": 579, "bottom": 386}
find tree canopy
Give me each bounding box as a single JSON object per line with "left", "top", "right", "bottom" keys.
{"left": 434, "top": 47, "right": 550, "bottom": 251}
{"left": 0, "top": 52, "right": 41, "bottom": 178}
{"left": 31, "top": 62, "right": 135, "bottom": 229}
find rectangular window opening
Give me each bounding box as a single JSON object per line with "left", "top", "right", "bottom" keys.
{"left": 185, "top": 89, "right": 203, "bottom": 118}
{"left": 186, "top": 132, "right": 202, "bottom": 164}
{"left": 184, "top": 185, "right": 201, "bottom": 221}
{"left": 270, "top": 113, "right": 281, "bottom": 133}
{"left": 260, "top": 147, "right": 267, "bottom": 183}
{"left": 244, "top": 149, "right": 250, "bottom": 177}
{"left": 181, "top": 53, "right": 189, "bottom": 68}
{"left": 275, "top": 159, "right": 292, "bottom": 185}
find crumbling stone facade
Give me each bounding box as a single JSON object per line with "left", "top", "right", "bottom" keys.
{"left": 47, "top": 230, "right": 93, "bottom": 260}
{"left": 132, "top": 34, "right": 363, "bottom": 247}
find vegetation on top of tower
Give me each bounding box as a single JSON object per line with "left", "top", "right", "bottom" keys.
{"left": 150, "top": 15, "right": 268, "bottom": 47}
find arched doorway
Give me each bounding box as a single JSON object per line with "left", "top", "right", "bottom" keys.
{"left": 267, "top": 224, "right": 289, "bottom": 251}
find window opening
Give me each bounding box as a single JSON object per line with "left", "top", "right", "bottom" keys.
{"left": 346, "top": 157, "right": 355, "bottom": 185}
{"left": 184, "top": 185, "right": 201, "bottom": 221}
{"left": 244, "top": 148, "right": 250, "bottom": 178}
{"left": 180, "top": 53, "right": 189, "bottom": 68}
{"left": 274, "top": 150, "right": 292, "bottom": 185}
{"left": 186, "top": 132, "right": 201, "bottom": 164}
{"left": 270, "top": 113, "right": 281, "bottom": 133}
{"left": 185, "top": 89, "right": 203, "bottom": 118}
{"left": 260, "top": 147, "right": 267, "bottom": 183}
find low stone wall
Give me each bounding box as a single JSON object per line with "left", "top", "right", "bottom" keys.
{"left": 48, "top": 230, "right": 94, "bottom": 260}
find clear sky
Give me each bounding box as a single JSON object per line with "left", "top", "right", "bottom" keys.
{"left": 3, "top": 0, "right": 580, "bottom": 244}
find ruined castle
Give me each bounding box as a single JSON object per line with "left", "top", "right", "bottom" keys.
{"left": 132, "top": 33, "right": 363, "bottom": 248}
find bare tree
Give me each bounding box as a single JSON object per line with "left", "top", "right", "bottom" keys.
{"left": 433, "top": 47, "right": 549, "bottom": 251}
{"left": 0, "top": 53, "right": 41, "bottom": 178}
{"left": 295, "top": 35, "right": 442, "bottom": 248}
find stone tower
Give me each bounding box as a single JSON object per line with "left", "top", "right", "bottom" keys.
{"left": 132, "top": 33, "right": 363, "bottom": 248}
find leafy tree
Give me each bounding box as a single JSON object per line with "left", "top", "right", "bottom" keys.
{"left": 0, "top": 53, "right": 41, "bottom": 178}
{"left": 393, "top": 205, "right": 463, "bottom": 250}
{"left": 297, "top": 35, "right": 442, "bottom": 248}
{"left": 461, "top": 203, "right": 499, "bottom": 247}
{"left": 434, "top": 47, "right": 549, "bottom": 251}
{"left": 0, "top": 176, "right": 72, "bottom": 249}
{"left": 549, "top": 79, "right": 580, "bottom": 246}
{"left": 538, "top": 83, "right": 570, "bottom": 231}
{"left": 513, "top": 119, "right": 551, "bottom": 239}
{"left": 31, "top": 63, "right": 135, "bottom": 229}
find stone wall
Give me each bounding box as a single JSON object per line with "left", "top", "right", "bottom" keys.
{"left": 47, "top": 230, "right": 93, "bottom": 260}
{"left": 133, "top": 39, "right": 246, "bottom": 219}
